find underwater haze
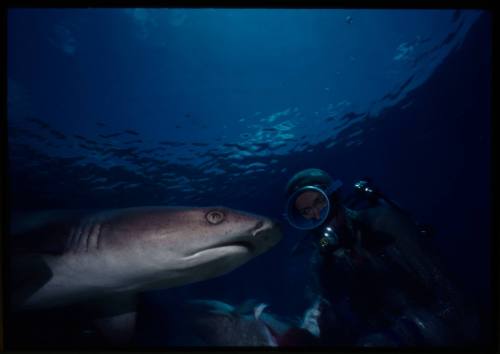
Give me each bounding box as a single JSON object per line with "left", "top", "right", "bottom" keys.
{"left": 7, "top": 8, "right": 492, "bottom": 348}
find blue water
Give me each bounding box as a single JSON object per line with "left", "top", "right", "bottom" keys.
{"left": 7, "top": 8, "right": 492, "bottom": 347}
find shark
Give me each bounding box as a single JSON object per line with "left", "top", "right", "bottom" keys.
{"left": 8, "top": 206, "right": 282, "bottom": 345}
{"left": 151, "top": 298, "right": 328, "bottom": 347}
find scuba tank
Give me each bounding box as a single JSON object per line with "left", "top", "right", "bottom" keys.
{"left": 348, "top": 179, "right": 434, "bottom": 239}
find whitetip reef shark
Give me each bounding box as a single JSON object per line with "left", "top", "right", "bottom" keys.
{"left": 8, "top": 206, "right": 282, "bottom": 345}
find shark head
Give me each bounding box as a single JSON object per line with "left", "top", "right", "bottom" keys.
{"left": 70, "top": 206, "right": 282, "bottom": 292}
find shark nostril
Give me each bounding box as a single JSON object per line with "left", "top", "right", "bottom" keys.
{"left": 251, "top": 221, "right": 265, "bottom": 236}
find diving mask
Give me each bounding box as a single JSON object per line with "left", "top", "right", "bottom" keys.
{"left": 284, "top": 180, "right": 343, "bottom": 230}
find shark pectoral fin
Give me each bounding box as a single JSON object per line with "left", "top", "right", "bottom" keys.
{"left": 10, "top": 253, "right": 53, "bottom": 310}
{"left": 94, "top": 311, "right": 137, "bottom": 346}
{"left": 83, "top": 294, "right": 138, "bottom": 346}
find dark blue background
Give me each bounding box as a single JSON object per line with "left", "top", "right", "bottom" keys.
{"left": 7, "top": 9, "right": 492, "bottom": 347}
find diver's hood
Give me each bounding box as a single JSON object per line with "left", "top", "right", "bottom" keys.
{"left": 284, "top": 180, "right": 343, "bottom": 230}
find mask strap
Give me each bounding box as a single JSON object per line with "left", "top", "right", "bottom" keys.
{"left": 323, "top": 179, "right": 343, "bottom": 195}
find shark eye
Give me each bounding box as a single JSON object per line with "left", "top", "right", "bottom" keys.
{"left": 206, "top": 210, "right": 225, "bottom": 225}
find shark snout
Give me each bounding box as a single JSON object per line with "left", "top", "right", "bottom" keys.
{"left": 251, "top": 218, "right": 281, "bottom": 237}
{"left": 250, "top": 218, "right": 282, "bottom": 251}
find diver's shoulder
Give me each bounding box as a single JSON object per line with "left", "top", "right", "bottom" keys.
{"left": 349, "top": 203, "right": 409, "bottom": 226}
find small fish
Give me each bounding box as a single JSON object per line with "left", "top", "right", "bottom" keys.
{"left": 99, "top": 133, "right": 123, "bottom": 139}
{"left": 74, "top": 134, "right": 89, "bottom": 141}
{"left": 49, "top": 130, "right": 66, "bottom": 140}
{"left": 124, "top": 129, "right": 139, "bottom": 136}
{"left": 26, "top": 117, "right": 50, "bottom": 129}
{"left": 124, "top": 139, "right": 143, "bottom": 144}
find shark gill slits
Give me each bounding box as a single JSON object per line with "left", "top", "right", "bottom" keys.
{"left": 79, "top": 219, "right": 93, "bottom": 252}
{"left": 74, "top": 225, "right": 85, "bottom": 253}
{"left": 87, "top": 220, "right": 101, "bottom": 252}
{"left": 206, "top": 210, "right": 225, "bottom": 225}
{"left": 66, "top": 227, "right": 78, "bottom": 252}
{"left": 85, "top": 223, "right": 93, "bottom": 252}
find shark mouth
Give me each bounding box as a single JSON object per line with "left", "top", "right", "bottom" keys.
{"left": 186, "top": 240, "right": 256, "bottom": 259}
{"left": 209, "top": 240, "right": 256, "bottom": 254}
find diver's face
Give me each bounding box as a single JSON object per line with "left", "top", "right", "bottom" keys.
{"left": 294, "top": 190, "right": 328, "bottom": 220}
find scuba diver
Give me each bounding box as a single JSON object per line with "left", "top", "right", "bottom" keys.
{"left": 283, "top": 168, "right": 474, "bottom": 347}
